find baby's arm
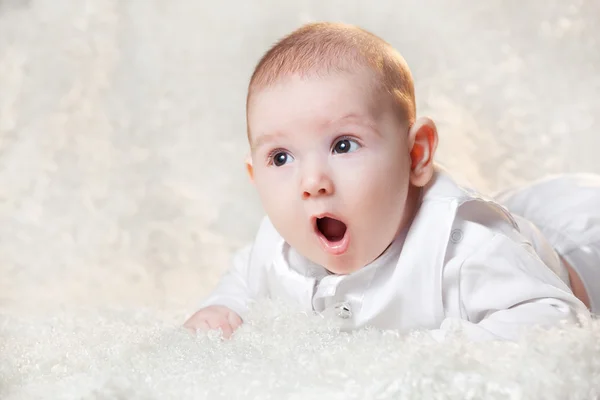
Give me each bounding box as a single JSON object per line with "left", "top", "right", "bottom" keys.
{"left": 438, "top": 232, "right": 590, "bottom": 342}
{"left": 184, "top": 217, "right": 277, "bottom": 337}
{"left": 183, "top": 245, "right": 253, "bottom": 337}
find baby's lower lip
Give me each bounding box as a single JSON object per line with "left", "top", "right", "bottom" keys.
{"left": 315, "top": 229, "right": 350, "bottom": 255}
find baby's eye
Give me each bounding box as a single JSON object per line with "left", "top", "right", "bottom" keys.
{"left": 270, "top": 151, "right": 294, "bottom": 167}
{"left": 332, "top": 138, "right": 361, "bottom": 154}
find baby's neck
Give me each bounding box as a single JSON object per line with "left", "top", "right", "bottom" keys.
{"left": 371, "top": 184, "right": 421, "bottom": 262}
{"left": 324, "top": 184, "right": 423, "bottom": 276}
{"left": 397, "top": 184, "right": 423, "bottom": 237}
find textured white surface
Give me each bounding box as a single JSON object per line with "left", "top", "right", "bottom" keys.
{"left": 1, "top": 0, "right": 599, "bottom": 398}
{"left": 1, "top": 301, "right": 600, "bottom": 399}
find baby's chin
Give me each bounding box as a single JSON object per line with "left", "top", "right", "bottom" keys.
{"left": 321, "top": 241, "right": 395, "bottom": 275}
{"left": 321, "top": 256, "right": 368, "bottom": 275}
{"left": 323, "top": 265, "right": 354, "bottom": 275}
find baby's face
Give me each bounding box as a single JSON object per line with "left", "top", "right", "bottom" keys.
{"left": 247, "top": 71, "right": 414, "bottom": 274}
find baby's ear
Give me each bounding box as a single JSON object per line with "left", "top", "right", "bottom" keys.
{"left": 408, "top": 117, "right": 438, "bottom": 187}
{"left": 245, "top": 155, "right": 255, "bottom": 183}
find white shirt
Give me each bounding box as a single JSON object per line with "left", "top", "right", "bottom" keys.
{"left": 200, "top": 168, "right": 590, "bottom": 341}
{"left": 494, "top": 173, "right": 600, "bottom": 313}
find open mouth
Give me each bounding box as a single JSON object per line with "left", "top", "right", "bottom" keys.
{"left": 316, "top": 217, "right": 347, "bottom": 242}
{"left": 314, "top": 215, "right": 350, "bottom": 255}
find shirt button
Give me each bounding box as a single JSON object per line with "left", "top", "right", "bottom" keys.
{"left": 334, "top": 302, "right": 352, "bottom": 319}
{"left": 450, "top": 229, "right": 463, "bottom": 243}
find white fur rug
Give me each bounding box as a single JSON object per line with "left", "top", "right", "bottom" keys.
{"left": 1, "top": 0, "right": 600, "bottom": 398}
{"left": 1, "top": 302, "right": 599, "bottom": 399}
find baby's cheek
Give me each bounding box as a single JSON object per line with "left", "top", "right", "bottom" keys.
{"left": 257, "top": 179, "right": 299, "bottom": 226}
{"left": 256, "top": 172, "right": 293, "bottom": 201}
{"left": 353, "top": 167, "right": 398, "bottom": 201}
{"left": 358, "top": 174, "right": 408, "bottom": 224}
{"left": 263, "top": 196, "right": 293, "bottom": 225}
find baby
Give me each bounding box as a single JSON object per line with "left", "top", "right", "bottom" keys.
{"left": 184, "top": 22, "right": 595, "bottom": 341}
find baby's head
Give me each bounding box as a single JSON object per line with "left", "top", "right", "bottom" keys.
{"left": 245, "top": 22, "right": 438, "bottom": 274}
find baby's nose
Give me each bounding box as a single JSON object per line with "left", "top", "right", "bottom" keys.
{"left": 301, "top": 172, "right": 334, "bottom": 199}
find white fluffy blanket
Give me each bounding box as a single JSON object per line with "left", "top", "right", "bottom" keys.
{"left": 2, "top": 0, "right": 600, "bottom": 398}
{"left": 1, "top": 302, "right": 599, "bottom": 399}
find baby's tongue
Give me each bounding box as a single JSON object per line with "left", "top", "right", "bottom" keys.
{"left": 318, "top": 217, "right": 347, "bottom": 242}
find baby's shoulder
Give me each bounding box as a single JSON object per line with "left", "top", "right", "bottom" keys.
{"left": 420, "top": 168, "right": 524, "bottom": 252}
{"left": 449, "top": 197, "right": 525, "bottom": 253}
{"left": 247, "top": 216, "right": 285, "bottom": 266}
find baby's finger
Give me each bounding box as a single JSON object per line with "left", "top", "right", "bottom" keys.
{"left": 197, "top": 320, "right": 210, "bottom": 332}
{"left": 183, "top": 319, "right": 209, "bottom": 334}
{"left": 207, "top": 317, "right": 222, "bottom": 330}
{"left": 219, "top": 322, "right": 234, "bottom": 339}
{"left": 228, "top": 312, "right": 243, "bottom": 329}
{"left": 183, "top": 317, "right": 198, "bottom": 331}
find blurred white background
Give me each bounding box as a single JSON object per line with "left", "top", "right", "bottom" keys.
{"left": 1, "top": 0, "right": 599, "bottom": 315}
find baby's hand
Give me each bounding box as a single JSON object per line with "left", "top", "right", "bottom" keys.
{"left": 183, "top": 305, "right": 242, "bottom": 339}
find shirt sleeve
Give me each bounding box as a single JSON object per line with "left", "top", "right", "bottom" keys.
{"left": 199, "top": 244, "right": 255, "bottom": 319}
{"left": 199, "top": 217, "right": 278, "bottom": 320}
{"left": 438, "top": 231, "right": 590, "bottom": 342}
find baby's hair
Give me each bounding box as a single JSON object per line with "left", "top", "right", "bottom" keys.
{"left": 246, "top": 22, "right": 416, "bottom": 130}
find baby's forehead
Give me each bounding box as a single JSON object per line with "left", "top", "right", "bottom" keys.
{"left": 247, "top": 80, "right": 408, "bottom": 149}
{"left": 251, "top": 69, "right": 388, "bottom": 107}
{"left": 248, "top": 71, "right": 404, "bottom": 125}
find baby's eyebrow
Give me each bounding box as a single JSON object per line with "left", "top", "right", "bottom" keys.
{"left": 251, "top": 131, "right": 286, "bottom": 151}
{"left": 331, "top": 113, "right": 380, "bottom": 135}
